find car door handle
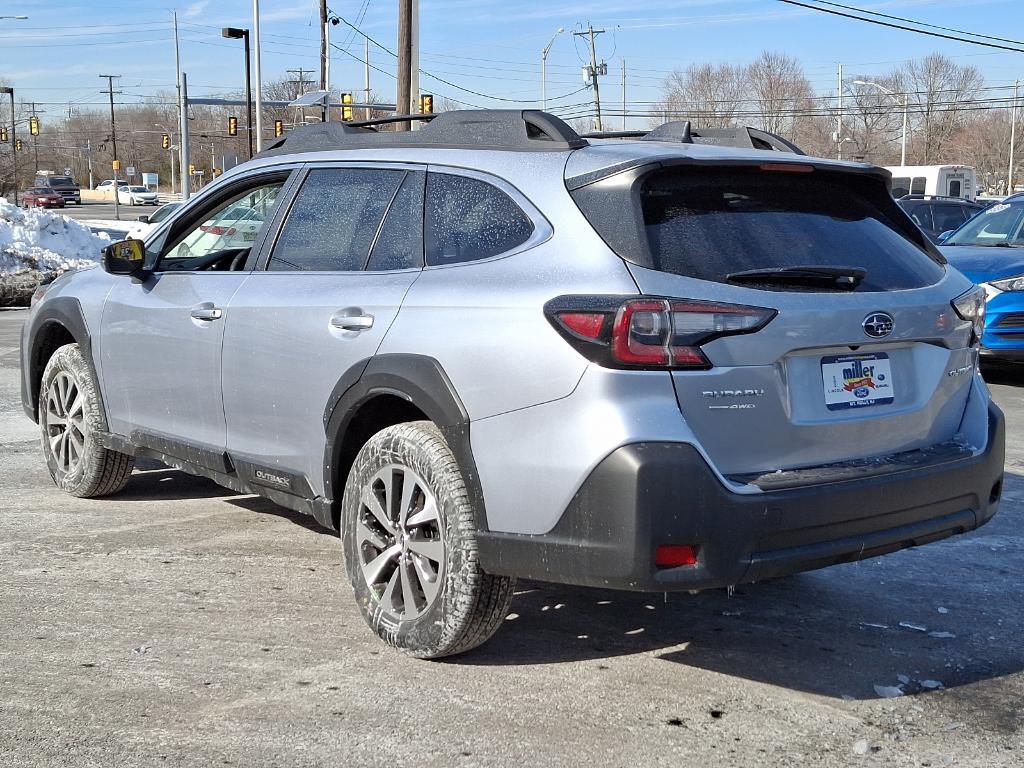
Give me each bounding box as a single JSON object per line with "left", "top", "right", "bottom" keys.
{"left": 330, "top": 313, "right": 374, "bottom": 332}
{"left": 190, "top": 307, "right": 223, "bottom": 321}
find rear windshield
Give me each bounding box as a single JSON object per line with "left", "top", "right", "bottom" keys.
{"left": 575, "top": 166, "right": 944, "bottom": 292}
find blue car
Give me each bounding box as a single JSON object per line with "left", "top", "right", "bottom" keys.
{"left": 941, "top": 194, "right": 1024, "bottom": 362}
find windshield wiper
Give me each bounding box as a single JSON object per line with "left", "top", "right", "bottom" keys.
{"left": 726, "top": 265, "right": 866, "bottom": 290}
{"left": 990, "top": 242, "right": 1024, "bottom": 248}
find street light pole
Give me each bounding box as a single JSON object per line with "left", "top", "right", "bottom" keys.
{"left": 541, "top": 27, "right": 564, "bottom": 110}
{"left": 253, "top": 0, "right": 264, "bottom": 152}
{"left": 853, "top": 79, "right": 908, "bottom": 166}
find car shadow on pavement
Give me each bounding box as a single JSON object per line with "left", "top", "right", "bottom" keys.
{"left": 981, "top": 361, "right": 1024, "bottom": 386}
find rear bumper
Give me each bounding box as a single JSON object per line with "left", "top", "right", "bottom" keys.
{"left": 477, "top": 403, "right": 1004, "bottom": 591}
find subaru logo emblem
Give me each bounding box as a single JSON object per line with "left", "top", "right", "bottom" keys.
{"left": 862, "top": 312, "right": 894, "bottom": 339}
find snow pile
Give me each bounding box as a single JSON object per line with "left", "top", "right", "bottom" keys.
{"left": 0, "top": 197, "right": 111, "bottom": 305}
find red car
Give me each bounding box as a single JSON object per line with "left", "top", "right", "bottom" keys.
{"left": 21, "top": 187, "right": 66, "bottom": 208}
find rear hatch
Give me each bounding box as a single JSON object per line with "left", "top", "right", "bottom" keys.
{"left": 569, "top": 159, "right": 980, "bottom": 478}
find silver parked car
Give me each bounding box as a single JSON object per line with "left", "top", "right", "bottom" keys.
{"left": 20, "top": 111, "right": 1004, "bottom": 658}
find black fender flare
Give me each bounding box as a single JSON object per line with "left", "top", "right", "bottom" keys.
{"left": 22, "top": 296, "right": 108, "bottom": 427}
{"left": 323, "top": 354, "right": 488, "bottom": 532}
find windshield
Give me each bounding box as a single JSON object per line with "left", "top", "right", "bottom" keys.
{"left": 946, "top": 201, "right": 1024, "bottom": 247}
{"left": 129, "top": 186, "right": 148, "bottom": 192}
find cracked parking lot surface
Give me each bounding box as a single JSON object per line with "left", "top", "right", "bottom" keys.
{"left": 1, "top": 307, "right": 1021, "bottom": 766}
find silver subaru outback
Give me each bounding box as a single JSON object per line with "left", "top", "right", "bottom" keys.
{"left": 20, "top": 110, "right": 1004, "bottom": 657}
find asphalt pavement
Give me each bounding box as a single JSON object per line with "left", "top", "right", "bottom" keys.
{"left": 1, "top": 307, "right": 1022, "bottom": 767}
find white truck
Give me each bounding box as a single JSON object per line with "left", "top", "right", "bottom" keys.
{"left": 885, "top": 165, "right": 977, "bottom": 201}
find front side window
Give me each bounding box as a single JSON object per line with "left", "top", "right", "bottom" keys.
{"left": 159, "top": 181, "right": 285, "bottom": 270}
{"left": 268, "top": 168, "right": 408, "bottom": 272}
{"left": 424, "top": 172, "right": 534, "bottom": 266}
{"left": 908, "top": 205, "right": 933, "bottom": 230}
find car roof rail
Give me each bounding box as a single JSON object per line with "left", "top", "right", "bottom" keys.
{"left": 898, "top": 194, "right": 979, "bottom": 202}
{"left": 257, "top": 109, "right": 589, "bottom": 156}
{"left": 581, "top": 121, "right": 803, "bottom": 154}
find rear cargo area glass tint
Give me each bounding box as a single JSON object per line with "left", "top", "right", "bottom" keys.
{"left": 636, "top": 168, "right": 944, "bottom": 291}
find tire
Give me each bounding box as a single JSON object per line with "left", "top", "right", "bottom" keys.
{"left": 341, "top": 421, "right": 515, "bottom": 658}
{"left": 39, "top": 343, "right": 134, "bottom": 498}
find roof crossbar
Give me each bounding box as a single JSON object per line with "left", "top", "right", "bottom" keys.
{"left": 583, "top": 120, "right": 803, "bottom": 154}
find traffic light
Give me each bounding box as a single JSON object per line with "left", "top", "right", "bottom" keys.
{"left": 29, "top": 115, "right": 39, "bottom": 136}
{"left": 188, "top": 164, "right": 196, "bottom": 175}
{"left": 228, "top": 116, "right": 238, "bottom": 136}
{"left": 419, "top": 94, "right": 433, "bottom": 114}
{"left": 0, "top": 126, "right": 6, "bottom": 142}
{"left": 274, "top": 119, "right": 284, "bottom": 137}
{"left": 16, "top": 138, "right": 23, "bottom": 151}
{"left": 341, "top": 93, "right": 353, "bottom": 122}
{"left": 161, "top": 133, "right": 170, "bottom": 149}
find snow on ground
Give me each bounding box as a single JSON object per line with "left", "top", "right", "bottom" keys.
{"left": 0, "top": 197, "right": 111, "bottom": 305}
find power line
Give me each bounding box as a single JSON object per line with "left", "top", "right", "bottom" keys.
{"left": 776, "top": 0, "right": 1024, "bottom": 54}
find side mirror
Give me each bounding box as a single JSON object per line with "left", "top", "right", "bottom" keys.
{"left": 937, "top": 230, "right": 954, "bottom": 243}
{"left": 102, "top": 239, "right": 148, "bottom": 277}
{"left": 137, "top": 215, "right": 150, "bottom": 223}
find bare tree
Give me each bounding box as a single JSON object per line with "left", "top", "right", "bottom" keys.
{"left": 896, "top": 54, "right": 983, "bottom": 164}
{"left": 745, "top": 51, "right": 814, "bottom": 136}
{"left": 656, "top": 62, "right": 746, "bottom": 127}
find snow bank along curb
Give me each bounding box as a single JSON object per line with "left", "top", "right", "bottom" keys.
{"left": 0, "top": 197, "right": 111, "bottom": 306}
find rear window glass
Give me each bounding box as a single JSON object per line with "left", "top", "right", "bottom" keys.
{"left": 634, "top": 168, "right": 944, "bottom": 291}
{"left": 891, "top": 177, "right": 910, "bottom": 198}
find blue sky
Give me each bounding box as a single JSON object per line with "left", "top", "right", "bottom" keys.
{"left": 0, "top": 0, "right": 1021, "bottom": 123}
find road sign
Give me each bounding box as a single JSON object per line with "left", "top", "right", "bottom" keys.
{"left": 126, "top": 165, "right": 136, "bottom": 177}
{"left": 63, "top": 167, "right": 72, "bottom": 176}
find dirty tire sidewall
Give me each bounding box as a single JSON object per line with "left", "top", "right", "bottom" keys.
{"left": 341, "top": 421, "right": 515, "bottom": 659}
{"left": 39, "top": 343, "right": 134, "bottom": 498}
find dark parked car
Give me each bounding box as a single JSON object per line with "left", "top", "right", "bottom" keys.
{"left": 21, "top": 187, "right": 66, "bottom": 208}
{"left": 897, "top": 195, "right": 986, "bottom": 243}
{"left": 34, "top": 175, "right": 81, "bottom": 205}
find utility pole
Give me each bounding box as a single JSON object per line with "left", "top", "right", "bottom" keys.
{"left": 100, "top": 74, "right": 121, "bottom": 220}
{"left": 1, "top": 86, "right": 15, "bottom": 199}
{"left": 397, "top": 0, "right": 412, "bottom": 130}
{"left": 364, "top": 37, "right": 372, "bottom": 120}
{"left": 837, "top": 62, "right": 844, "bottom": 160}
{"left": 573, "top": 24, "right": 605, "bottom": 132}
{"left": 1010, "top": 80, "right": 1019, "bottom": 195}
{"left": 180, "top": 72, "right": 191, "bottom": 201}
{"left": 86, "top": 138, "right": 93, "bottom": 190}
{"left": 319, "top": 0, "right": 328, "bottom": 90}
{"left": 287, "top": 68, "right": 314, "bottom": 95}
{"left": 410, "top": 0, "right": 420, "bottom": 123}
{"left": 621, "top": 59, "right": 626, "bottom": 130}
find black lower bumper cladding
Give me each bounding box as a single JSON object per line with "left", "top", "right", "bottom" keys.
{"left": 477, "top": 403, "right": 1004, "bottom": 592}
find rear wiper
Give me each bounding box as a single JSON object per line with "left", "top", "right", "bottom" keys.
{"left": 726, "top": 265, "right": 867, "bottom": 290}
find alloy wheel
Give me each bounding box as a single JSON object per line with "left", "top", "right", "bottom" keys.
{"left": 357, "top": 464, "right": 445, "bottom": 621}
{"left": 45, "top": 371, "right": 87, "bottom": 478}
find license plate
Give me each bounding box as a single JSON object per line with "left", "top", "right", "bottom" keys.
{"left": 821, "top": 353, "right": 895, "bottom": 410}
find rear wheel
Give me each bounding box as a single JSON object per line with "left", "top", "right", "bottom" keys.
{"left": 39, "top": 343, "right": 134, "bottom": 497}
{"left": 341, "top": 421, "right": 515, "bottom": 658}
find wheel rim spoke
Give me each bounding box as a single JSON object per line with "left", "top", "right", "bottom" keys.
{"left": 398, "top": 470, "right": 417, "bottom": 527}
{"left": 406, "top": 538, "right": 444, "bottom": 563}
{"left": 411, "top": 554, "right": 441, "bottom": 605}
{"left": 380, "top": 567, "right": 402, "bottom": 612}
{"left": 357, "top": 516, "right": 389, "bottom": 551}
{"left": 405, "top": 497, "right": 438, "bottom": 528}
{"left": 361, "top": 488, "right": 392, "bottom": 532}
{"left": 399, "top": 559, "right": 419, "bottom": 616}
{"left": 362, "top": 543, "right": 401, "bottom": 587}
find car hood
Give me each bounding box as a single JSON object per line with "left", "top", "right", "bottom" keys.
{"left": 940, "top": 245, "right": 1024, "bottom": 283}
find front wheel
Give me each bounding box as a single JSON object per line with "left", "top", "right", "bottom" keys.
{"left": 341, "top": 421, "right": 515, "bottom": 658}
{"left": 39, "top": 343, "right": 134, "bottom": 497}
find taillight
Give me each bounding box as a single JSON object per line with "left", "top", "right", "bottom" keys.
{"left": 952, "top": 286, "right": 986, "bottom": 346}
{"left": 546, "top": 296, "right": 776, "bottom": 370}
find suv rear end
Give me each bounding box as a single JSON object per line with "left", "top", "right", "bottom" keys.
{"left": 476, "top": 140, "right": 1003, "bottom": 592}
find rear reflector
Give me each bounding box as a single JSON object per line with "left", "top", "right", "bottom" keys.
{"left": 655, "top": 545, "right": 698, "bottom": 568}
{"left": 558, "top": 312, "right": 606, "bottom": 339}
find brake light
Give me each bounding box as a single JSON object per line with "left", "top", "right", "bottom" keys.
{"left": 546, "top": 296, "right": 776, "bottom": 370}
{"left": 952, "top": 286, "right": 986, "bottom": 346}
{"left": 655, "top": 544, "right": 698, "bottom": 568}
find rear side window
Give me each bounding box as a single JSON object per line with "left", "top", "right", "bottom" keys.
{"left": 932, "top": 204, "right": 968, "bottom": 233}
{"left": 424, "top": 172, "right": 534, "bottom": 266}
{"left": 581, "top": 167, "right": 944, "bottom": 292}
{"left": 891, "top": 177, "right": 911, "bottom": 198}
{"left": 269, "top": 168, "right": 405, "bottom": 272}
{"left": 366, "top": 171, "right": 425, "bottom": 271}
{"left": 911, "top": 177, "right": 927, "bottom": 195}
